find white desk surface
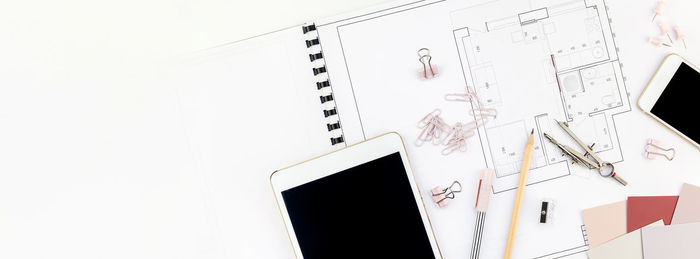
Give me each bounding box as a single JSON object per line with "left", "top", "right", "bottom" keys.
{"left": 2, "top": 0, "right": 700, "bottom": 258}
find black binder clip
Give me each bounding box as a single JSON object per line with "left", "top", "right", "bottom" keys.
{"left": 418, "top": 48, "right": 438, "bottom": 79}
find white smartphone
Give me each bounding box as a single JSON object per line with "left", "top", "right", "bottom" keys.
{"left": 638, "top": 54, "right": 700, "bottom": 149}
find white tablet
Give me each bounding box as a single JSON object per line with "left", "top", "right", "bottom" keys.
{"left": 638, "top": 54, "right": 700, "bottom": 149}
{"left": 270, "top": 132, "right": 442, "bottom": 258}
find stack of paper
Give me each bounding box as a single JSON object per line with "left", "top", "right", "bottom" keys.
{"left": 582, "top": 201, "right": 627, "bottom": 248}
{"left": 583, "top": 183, "right": 700, "bottom": 259}
{"left": 642, "top": 222, "right": 700, "bottom": 259}
{"left": 626, "top": 196, "right": 678, "bottom": 232}
{"left": 587, "top": 220, "right": 663, "bottom": 259}
{"left": 671, "top": 183, "right": 700, "bottom": 224}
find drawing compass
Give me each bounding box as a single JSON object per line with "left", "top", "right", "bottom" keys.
{"left": 543, "top": 120, "right": 627, "bottom": 186}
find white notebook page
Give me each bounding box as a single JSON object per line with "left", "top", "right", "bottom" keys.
{"left": 171, "top": 26, "right": 337, "bottom": 258}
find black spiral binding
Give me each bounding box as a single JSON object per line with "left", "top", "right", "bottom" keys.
{"left": 312, "top": 66, "right": 327, "bottom": 75}
{"left": 316, "top": 80, "right": 330, "bottom": 90}
{"left": 303, "top": 23, "right": 344, "bottom": 146}
{"left": 331, "top": 136, "right": 345, "bottom": 145}
{"left": 309, "top": 52, "right": 323, "bottom": 62}
{"left": 306, "top": 39, "right": 320, "bottom": 48}
{"left": 323, "top": 108, "right": 337, "bottom": 117}
{"left": 302, "top": 24, "right": 316, "bottom": 34}
{"left": 327, "top": 122, "right": 341, "bottom": 131}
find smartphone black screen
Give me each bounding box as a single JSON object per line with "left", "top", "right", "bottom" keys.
{"left": 651, "top": 62, "right": 700, "bottom": 143}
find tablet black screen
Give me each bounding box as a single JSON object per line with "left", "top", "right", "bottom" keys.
{"left": 281, "top": 152, "right": 436, "bottom": 258}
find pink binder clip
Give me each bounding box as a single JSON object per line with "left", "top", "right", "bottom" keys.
{"left": 431, "top": 181, "right": 462, "bottom": 208}
{"left": 418, "top": 48, "right": 439, "bottom": 79}
{"left": 674, "top": 26, "right": 687, "bottom": 49}
{"left": 644, "top": 139, "right": 676, "bottom": 160}
{"left": 649, "top": 37, "right": 671, "bottom": 47}
{"left": 652, "top": 1, "right": 666, "bottom": 22}
{"left": 658, "top": 23, "right": 673, "bottom": 44}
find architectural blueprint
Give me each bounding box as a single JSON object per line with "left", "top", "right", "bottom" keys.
{"left": 313, "top": 0, "right": 634, "bottom": 257}
{"left": 452, "top": 0, "right": 631, "bottom": 193}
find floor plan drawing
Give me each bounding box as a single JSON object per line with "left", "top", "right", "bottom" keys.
{"left": 452, "top": 0, "right": 631, "bottom": 193}
{"left": 315, "top": 0, "right": 635, "bottom": 257}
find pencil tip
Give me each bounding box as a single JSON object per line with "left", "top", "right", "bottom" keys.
{"left": 531, "top": 129, "right": 534, "bottom": 134}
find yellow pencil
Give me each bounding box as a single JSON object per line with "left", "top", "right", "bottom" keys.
{"left": 503, "top": 129, "right": 535, "bottom": 259}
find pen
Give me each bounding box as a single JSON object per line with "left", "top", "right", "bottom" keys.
{"left": 470, "top": 168, "right": 495, "bottom": 259}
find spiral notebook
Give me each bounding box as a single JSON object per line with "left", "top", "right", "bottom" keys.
{"left": 170, "top": 2, "right": 468, "bottom": 255}
{"left": 171, "top": 0, "right": 632, "bottom": 257}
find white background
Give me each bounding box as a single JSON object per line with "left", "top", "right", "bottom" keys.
{"left": 2, "top": 0, "right": 700, "bottom": 258}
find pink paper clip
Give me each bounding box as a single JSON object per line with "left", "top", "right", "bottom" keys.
{"left": 431, "top": 181, "right": 462, "bottom": 208}
{"left": 658, "top": 23, "right": 674, "bottom": 44}
{"left": 416, "top": 109, "right": 449, "bottom": 146}
{"left": 442, "top": 122, "right": 475, "bottom": 155}
{"left": 445, "top": 93, "right": 472, "bottom": 102}
{"left": 652, "top": 1, "right": 666, "bottom": 22}
{"left": 445, "top": 86, "right": 482, "bottom": 104}
{"left": 439, "top": 86, "right": 498, "bottom": 156}
{"left": 644, "top": 139, "right": 676, "bottom": 160}
{"left": 649, "top": 37, "right": 671, "bottom": 47}
{"left": 674, "top": 26, "right": 687, "bottom": 49}
{"left": 471, "top": 107, "right": 497, "bottom": 126}
{"left": 445, "top": 86, "right": 498, "bottom": 126}
{"left": 418, "top": 48, "right": 438, "bottom": 79}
